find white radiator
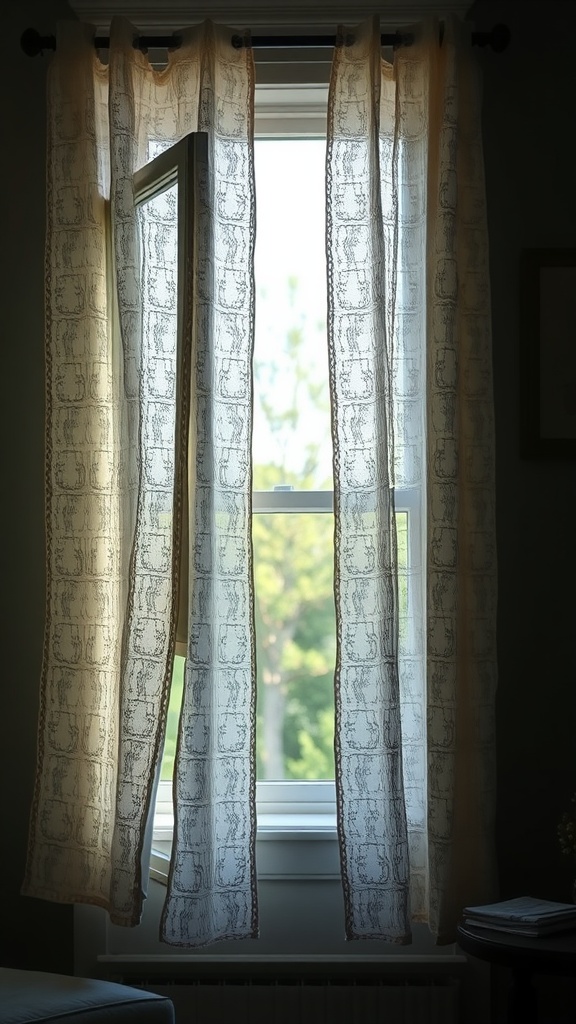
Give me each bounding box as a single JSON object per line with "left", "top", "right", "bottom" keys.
{"left": 130, "top": 975, "right": 460, "bottom": 1024}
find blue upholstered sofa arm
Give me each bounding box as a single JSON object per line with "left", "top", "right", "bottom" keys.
{"left": 0, "top": 969, "right": 175, "bottom": 1024}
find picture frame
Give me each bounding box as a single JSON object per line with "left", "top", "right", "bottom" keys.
{"left": 520, "top": 248, "right": 576, "bottom": 458}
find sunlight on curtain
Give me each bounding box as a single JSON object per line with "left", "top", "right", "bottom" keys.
{"left": 22, "top": 10, "right": 497, "bottom": 949}
{"left": 22, "top": 16, "right": 257, "bottom": 947}
{"left": 327, "top": 16, "right": 498, "bottom": 942}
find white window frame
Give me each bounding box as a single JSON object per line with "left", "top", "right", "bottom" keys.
{"left": 250, "top": 78, "right": 334, "bottom": 837}
{"left": 148, "top": 68, "right": 422, "bottom": 881}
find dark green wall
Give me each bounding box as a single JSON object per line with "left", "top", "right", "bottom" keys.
{"left": 471, "top": 0, "right": 576, "bottom": 901}
{"left": 0, "top": 0, "right": 75, "bottom": 973}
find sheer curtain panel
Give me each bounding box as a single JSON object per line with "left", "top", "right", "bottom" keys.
{"left": 327, "top": 16, "right": 498, "bottom": 943}
{"left": 22, "top": 17, "right": 257, "bottom": 947}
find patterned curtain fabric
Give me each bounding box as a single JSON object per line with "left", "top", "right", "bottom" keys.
{"left": 23, "top": 11, "right": 496, "bottom": 950}
{"left": 22, "top": 16, "right": 257, "bottom": 947}
{"left": 327, "top": 16, "right": 498, "bottom": 942}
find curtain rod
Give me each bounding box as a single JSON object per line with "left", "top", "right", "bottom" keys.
{"left": 21, "top": 24, "right": 510, "bottom": 57}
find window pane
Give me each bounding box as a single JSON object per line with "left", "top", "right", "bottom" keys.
{"left": 253, "top": 139, "right": 333, "bottom": 782}
{"left": 160, "top": 654, "right": 184, "bottom": 781}
{"left": 254, "top": 512, "right": 336, "bottom": 780}
{"left": 137, "top": 180, "right": 179, "bottom": 542}
{"left": 160, "top": 512, "right": 408, "bottom": 784}
{"left": 138, "top": 180, "right": 181, "bottom": 787}
{"left": 253, "top": 139, "right": 332, "bottom": 491}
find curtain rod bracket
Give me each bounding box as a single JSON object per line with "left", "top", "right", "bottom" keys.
{"left": 475, "top": 23, "right": 511, "bottom": 53}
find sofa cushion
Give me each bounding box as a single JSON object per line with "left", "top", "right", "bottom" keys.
{"left": 0, "top": 969, "right": 174, "bottom": 1024}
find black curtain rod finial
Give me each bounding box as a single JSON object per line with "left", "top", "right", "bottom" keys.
{"left": 21, "top": 28, "right": 55, "bottom": 57}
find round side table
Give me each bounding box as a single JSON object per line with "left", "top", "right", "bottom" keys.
{"left": 457, "top": 922, "right": 576, "bottom": 1024}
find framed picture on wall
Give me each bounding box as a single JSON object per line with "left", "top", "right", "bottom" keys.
{"left": 520, "top": 248, "right": 576, "bottom": 458}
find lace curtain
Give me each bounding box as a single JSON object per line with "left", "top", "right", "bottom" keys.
{"left": 22, "top": 16, "right": 257, "bottom": 947}
{"left": 328, "top": 16, "right": 498, "bottom": 943}
{"left": 23, "top": 13, "right": 497, "bottom": 949}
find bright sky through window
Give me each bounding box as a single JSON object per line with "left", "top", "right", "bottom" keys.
{"left": 253, "top": 139, "right": 332, "bottom": 490}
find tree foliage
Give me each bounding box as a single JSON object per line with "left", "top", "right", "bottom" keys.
{"left": 161, "top": 278, "right": 337, "bottom": 782}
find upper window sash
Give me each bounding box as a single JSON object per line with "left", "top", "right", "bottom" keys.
{"left": 255, "top": 84, "right": 328, "bottom": 137}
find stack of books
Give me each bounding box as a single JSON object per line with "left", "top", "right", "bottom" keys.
{"left": 462, "top": 896, "right": 576, "bottom": 937}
